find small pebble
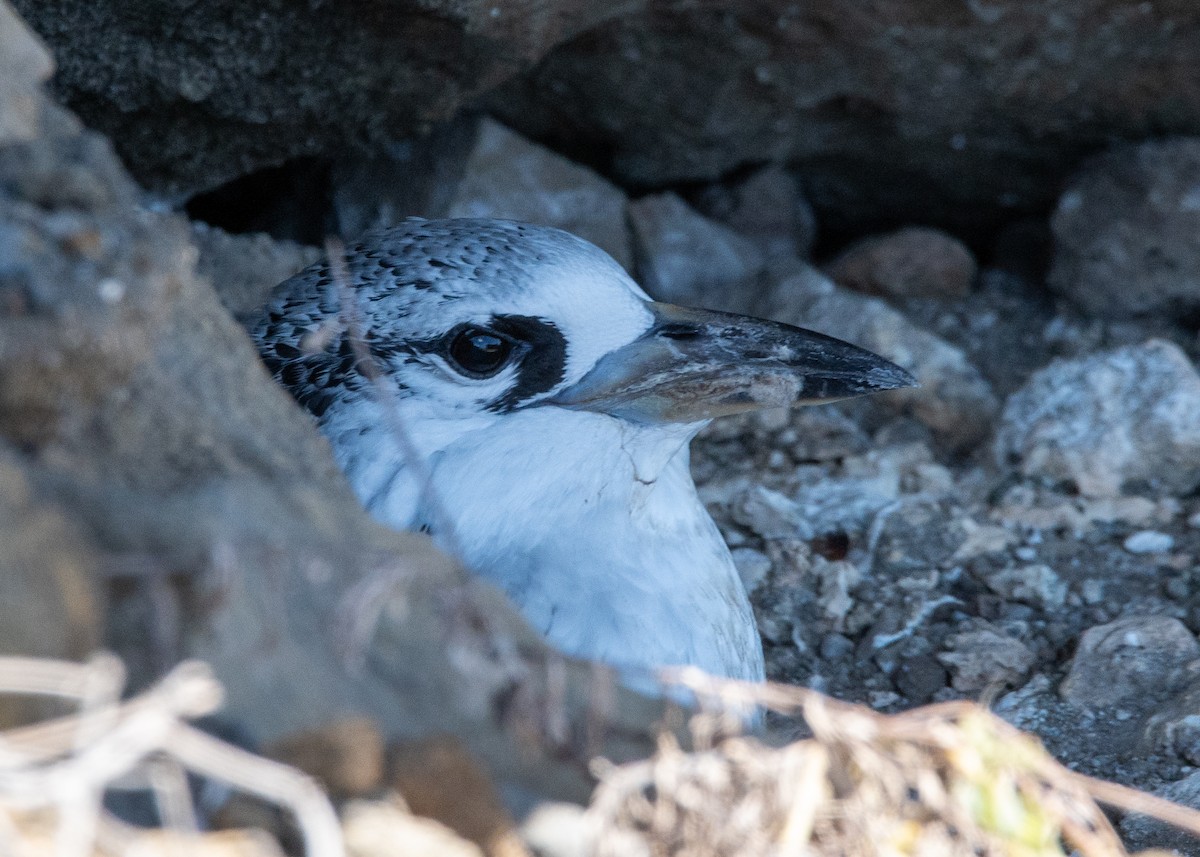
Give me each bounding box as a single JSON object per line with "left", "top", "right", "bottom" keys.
{"left": 1124, "top": 530, "right": 1175, "bottom": 554}
{"left": 1188, "top": 510, "right": 1200, "bottom": 529}
{"left": 1014, "top": 545, "right": 1037, "bottom": 561}
{"left": 868, "top": 690, "right": 902, "bottom": 709}
{"left": 819, "top": 633, "right": 855, "bottom": 660}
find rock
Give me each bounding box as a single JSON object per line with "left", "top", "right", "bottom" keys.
{"left": 343, "top": 796, "right": 485, "bottom": 857}
{"left": 193, "top": 223, "right": 321, "bottom": 318}
{"left": 729, "top": 485, "right": 814, "bottom": 541}
{"left": 0, "top": 80, "right": 667, "bottom": 811}
{"left": 18, "top": 0, "right": 1200, "bottom": 236}
{"left": 730, "top": 547, "right": 771, "bottom": 594}
{"left": 0, "top": 445, "right": 102, "bottom": 730}
{"left": 938, "top": 627, "right": 1034, "bottom": 693}
{"left": 0, "top": 120, "right": 175, "bottom": 446}
{"left": 445, "top": 118, "right": 632, "bottom": 271}
{"left": 1050, "top": 139, "right": 1200, "bottom": 318}
{"left": 265, "top": 716, "right": 385, "bottom": 799}
{"left": 0, "top": 0, "right": 52, "bottom": 144}
{"left": 391, "top": 736, "right": 527, "bottom": 857}
{"left": 1060, "top": 616, "right": 1200, "bottom": 709}
{"left": 812, "top": 557, "right": 861, "bottom": 624}
{"left": 894, "top": 654, "right": 949, "bottom": 704}
{"left": 332, "top": 116, "right": 479, "bottom": 240}
{"left": 1144, "top": 680, "right": 1200, "bottom": 766}
{"left": 1123, "top": 530, "right": 1175, "bottom": 555}
{"left": 11, "top": 0, "right": 629, "bottom": 196}
{"left": 0, "top": 446, "right": 102, "bottom": 663}
{"left": 755, "top": 264, "right": 998, "bottom": 451}
{"left": 492, "top": 3, "right": 1200, "bottom": 234}
{"left": 1119, "top": 769, "right": 1200, "bottom": 854}
{"left": 789, "top": 450, "right": 904, "bottom": 537}
{"left": 688, "top": 165, "right": 817, "bottom": 259}
{"left": 990, "top": 486, "right": 1180, "bottom": 534}
{"left": 983, "top": 564, "right": 1068, "bottom": 610}
{"left": 334, "top": 118, "right": 633, "bottom": 267}
{"left": 629, "top": 192, "right": 765, "bottom": 309}
{"left": 951, "top": 519, "right": 1017, "bottom": 562}
{"left": 783, "top": 408, "right": 872, "bottom": 462}
{"left": 827, "top": 227, "right": 976, "bottom": 300}
{"left": 995, "top": 340, "right": 1200, "bottom": 498}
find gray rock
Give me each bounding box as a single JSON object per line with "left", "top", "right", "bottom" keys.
{"left": 790, "top": 452, "right": 903, "bottom": 537}
{"left": 689, "top": 165, "right": 817, "bottom": 260}
{"left": 11, "top": 0, "right": 630, "bottom": 196}
{"left": 492, "top": 3, "right": 1200, "bottom": 233}
{"left": 827, "top": 227, "right": 976, "bottom": 300}
{"left": 1120, "top": 769, "right": 1200, "bottom": 853}
{"left": 332, "top": 116, "right": 479, "bottom": 239}
{"left": 984, "top": 564, "right": 1068, "bottom": 610}
{"left": 1050, "top": 139, "right": 1200, "bottom": 318}
{"left": 445, "top": 118, "right": 632, "bottom": 271}
{"left": 0, "top": 75, "right": 666, "bottom": 807}
{"left": 729, "top": 485, "right": 814, "bottom": 541}
{"left": 0, "top": 0, "right": 52, "bottom": 144}
{"left": 17, "top": 0, "right": 1200, "bottom": 238}
{"left": 730, "top": 546, "right": 771, "bottom": 594}
{"left": 995, "top": 340, "right": 1200, "bottom": 498}
{"left": 629, "top": 192, "right": 764, "bottom": 309}
{"left": 938, "top": 627, "right": 1035, "bottom": 693}
{"left": 755, "top": 264, "right": 998, "bottom": 451}
{"left": 1144, "top": 680, "right": 1200, "bottom": 767}
{"left": 1123, "top": 530, "right": 1175, "bottom": 555}
{"left": 192, "top": 223, "right": 321, "bottom": 318}
{"left": 1060, "top": 616, "right": 1200, "bottom": 709}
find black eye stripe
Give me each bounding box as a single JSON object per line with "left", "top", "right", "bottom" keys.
{"left": 488, "top": 315, "right": 566, "bottom": 412}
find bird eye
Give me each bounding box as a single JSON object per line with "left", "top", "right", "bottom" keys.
{"left": 447, "top": 326, "right": 514, "bottom": 377}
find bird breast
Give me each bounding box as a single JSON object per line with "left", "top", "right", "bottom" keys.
{"left": 356, "top": 407, "right": 765, "bottom": 682}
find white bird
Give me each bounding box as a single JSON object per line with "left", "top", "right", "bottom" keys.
{"left": 249, "top": 218, "right": 914, "bottom": 686}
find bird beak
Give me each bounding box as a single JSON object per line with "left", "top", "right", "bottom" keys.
{"left": 547, "top": 302, "right": 917, "bottom": 424}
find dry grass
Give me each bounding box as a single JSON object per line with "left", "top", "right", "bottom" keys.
{"left": 0, "top": 653, "right": 342, "bottom": 857}
{"left": 588, "top": 668, "right": 1200, "bottom": 857}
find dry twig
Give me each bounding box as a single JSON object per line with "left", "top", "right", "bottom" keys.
{"left": 0, "top": 654, "right": 343, "bottom": 857}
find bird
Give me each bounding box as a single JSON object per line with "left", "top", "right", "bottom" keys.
{"left": 248, "top": 218, "right": 915, "bottom": 687}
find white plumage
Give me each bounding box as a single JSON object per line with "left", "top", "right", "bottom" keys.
{"left": 250, "top": 218, "right": 914, "bottom": 687}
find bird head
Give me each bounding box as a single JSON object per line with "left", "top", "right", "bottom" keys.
{"left": 256, "top": 218, "right": 916, "bottom": 450}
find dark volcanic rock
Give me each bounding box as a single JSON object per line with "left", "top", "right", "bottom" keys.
{"left": 11, "top": 0, "right": 638, "bottom": 196}
{"left": 688, "top": 165, "right": 817, "bottom": 260}
{"left": 14, "top": 0, "right": 1200, "bottom": 236}
{"left": 493, "top": 2, "right": 1200, "bottom": 233}
{"left": 1050, "top": 138, "right": 1200, "bottom": 319}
